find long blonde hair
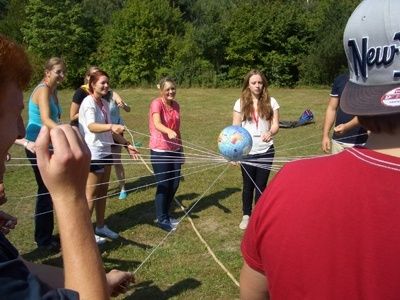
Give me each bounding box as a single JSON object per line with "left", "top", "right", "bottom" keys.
{"left": 240, "top": 69, "right": 272, "bottom": 122}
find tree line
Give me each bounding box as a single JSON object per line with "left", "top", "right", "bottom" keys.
{"left": 0, "top": 0, "right": 359, "bottom": 88}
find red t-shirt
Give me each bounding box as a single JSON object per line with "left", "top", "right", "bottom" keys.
{"left": 242, "top": 147, "right": 400, "bottom": 299}
{"left": 148, "top": 98, "right": 181, "bottom": 151}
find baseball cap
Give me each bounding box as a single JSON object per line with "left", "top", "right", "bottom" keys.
{"left": 341, "top": 0, "right": 400, "bottom": 116}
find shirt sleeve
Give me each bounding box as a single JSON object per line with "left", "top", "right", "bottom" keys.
{"left": 150, "top": 99, "right": 162, "bottom": 115}
{"left": 233, "top": 99, "right": 241, "bottom": 113}
{"left": 82, "top": 99, "right": 96, "bottom": 125}
{"left": 270, "top": 97, "right": 280, "bottom": 110}
{"left": 0, "top": 258, "right": 79, "bottom": 300}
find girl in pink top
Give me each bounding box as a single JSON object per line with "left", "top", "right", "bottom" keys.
{"left": 149, "top": 77, "right": 183, "bottom": 232}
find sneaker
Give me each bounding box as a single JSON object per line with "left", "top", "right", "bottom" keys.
{"left": 239, "top": 215, "right": 250, "bottom": 230}
{"left": 169, "top": 217, "right": 179, "bottom": 227}
{"left": 118, "top": 190, "right": 127, "bottom": 200}
{"left": 38, "top": 240, "right": 60, "bottom": 252}
{"left": 157, "top": 219, "right": 176, "bottom": 232}
{"left": 95, "top": 234, "right": 107, "bottom": 245}
{"left": 95, "top": 225, "right": 119, "bottom": 239}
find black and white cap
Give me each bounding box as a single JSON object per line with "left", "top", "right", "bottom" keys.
{"left": 341, "top": 0, "right": 400, "bottom": 116}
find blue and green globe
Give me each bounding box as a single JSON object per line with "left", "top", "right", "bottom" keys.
{"left": 218, "top": 125, "right": 252, "bottom": 161}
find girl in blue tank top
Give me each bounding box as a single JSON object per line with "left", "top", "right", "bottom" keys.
{"left": 25, "top": 57, "right": 65, "bottom": 251}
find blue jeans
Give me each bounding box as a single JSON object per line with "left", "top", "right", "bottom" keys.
{"left": 26, "top": 149, "right": 54, "bottom": 246}
{"left": 151, "top": 150, "right": 182, "bottom": 223}
{"left": 240, "top": 145, "right": 275, "bottom": 216}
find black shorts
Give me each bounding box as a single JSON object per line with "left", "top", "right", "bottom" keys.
{"left": 90, "top": 154, "right": 113, "bottom": 173}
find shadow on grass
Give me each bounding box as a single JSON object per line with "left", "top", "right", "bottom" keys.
{"left": 128, "top": 278, "right": 201, "bottom": 299}
{"left": 177, "top": 187, "right": 241, "bottom": 216}
{"left": 106, "top": 186, "right": 239, "bottom": 235}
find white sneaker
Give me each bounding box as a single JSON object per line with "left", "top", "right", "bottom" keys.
{"left": 95, "top": 234, "right": 107, "bottom": 245}
{"left": 170, "top": 217, "right": 179, "bottom": 227}
{"left": 239, "top": 215, "right": 250, "bottom": 230}
{"left": 95, "top": 225, "right": 119, "bottom": 239}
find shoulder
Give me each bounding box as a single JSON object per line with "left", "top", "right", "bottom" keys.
{"left": 81, "top": 95, "right": 94, "bottom": 107}
{"left": 233, "top": 98, "right": 241, "bottom": 111}
{"left": 270, "top": 96, "right": 279, "bottom": 109}
{"left": 330, "top": 74, "right": 349, "bottom": 97}
{"left": 150, "top": 98, "right": 162, "bottom": 108}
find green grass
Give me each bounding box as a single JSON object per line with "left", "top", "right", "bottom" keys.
{"left": 5, "top": 86, "right": 330, "bottom": 299}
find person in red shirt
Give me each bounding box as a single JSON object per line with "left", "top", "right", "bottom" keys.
{"left": 240, "top": 0, "right": 400, "bottom": 299}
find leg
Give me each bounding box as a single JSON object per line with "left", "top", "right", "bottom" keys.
{"left": 240, "top": 160, "right": 257, "bottom": 216}
{"left": 166, "top": 151, "right": 182, "bottom": 217}
{"left": 254, "top": 145, "right": 275, "bottom": 203}
{"left": 26, "top": 150, "right": 54, "bottom": 247}
{"left": 112, "top": 145, "right": 126, "bottom": 198}
{"left": 151, "top": 150, "right": 174, "bottom": 231}
{"left": 95, "top": 164, "right": 111, "bottom": 228}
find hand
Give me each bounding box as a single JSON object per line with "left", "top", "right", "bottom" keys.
{"left": 167, "top": 129, "right": 177, "bottom": 139}
{"left": 106, "top": 269, "right": 134, "bottom": 297}
{"left": 333, "top": 123, "right": 346, "bottom": 135}
{"left": 0, "top": 211, "right": 17, "bottom": 235}
{"left": 111, "top": 124, "right": 125, "bottom": 135}
{"left": 261, "top": 131, "right": 273, "bottom": 142}
{"left": 35, "top": 125, "right": 91, "bottom": 202}
{"left": 127, "top": 144, "right": 139, "bottom": 160}
{"left": 25, "top": 141, "right": 36, "bottom": 154}
{"left": 321, "top": 136, "right": 331, "bottom": 153}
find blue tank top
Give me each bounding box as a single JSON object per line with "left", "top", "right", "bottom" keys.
{"left": 25, "top": 83, "right": 62, "bottom": 141}
{"left": 106, "top": 90, "right": 124, "bottom": 125}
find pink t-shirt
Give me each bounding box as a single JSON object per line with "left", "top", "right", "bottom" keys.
{"left": 242, "top": 147, "right": 400, "bottom": 299}
{"left": 149, "top": 98, "right": 181, "bottom": 151}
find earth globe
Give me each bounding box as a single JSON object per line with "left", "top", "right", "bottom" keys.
{"left": 218, "top": 125, "right": 252, "bottom": 161}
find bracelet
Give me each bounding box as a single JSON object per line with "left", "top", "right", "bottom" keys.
{"left": 23, "top": 140, "right": 29, "bottom": 148}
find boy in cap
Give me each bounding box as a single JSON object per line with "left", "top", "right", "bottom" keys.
{"left": 240, "top": 0, "right": 400, "bottom": 299}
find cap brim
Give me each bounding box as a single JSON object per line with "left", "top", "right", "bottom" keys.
{"left": 341, "top": 81, "right": 400, "bottom": 116}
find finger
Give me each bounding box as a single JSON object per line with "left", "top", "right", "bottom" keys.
{"left": 60, "top": 125, "right": 88, "bottom": 157}
{"left": 49, "top": 126, "right": 72, "bottom": 156}
{"left": 35, "top": 126, "right": 51, "bottom": 169}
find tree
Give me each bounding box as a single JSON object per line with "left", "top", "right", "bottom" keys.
{"left": 224, "top": 1, "right": 310, "bottom": 87}
{"left": 0, "top": 0, "right": 28, "bottom": 43}
{"left": 95, "top": 0, "right": 184, "bottom": 86}
{"left": 22, "top": 0, "right": 97, "bottom": 86}
{"left": 298, "top": 0, "right": 359, "bottom": 85}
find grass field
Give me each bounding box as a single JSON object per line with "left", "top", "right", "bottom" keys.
{"left": 4, "top": 86, "right": 330, "bottom": 299}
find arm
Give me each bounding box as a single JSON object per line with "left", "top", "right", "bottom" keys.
{"left": 34, "top": 87, "right": 59, "bottom": 129}
{"left": 113, "top": 91, "right": 130, "bottom": 112}
{"left": 152, "top": 112, "right": 177, "bottom": 139}
{"left": 88, "top": 122, "right": 125, "bottom": 135}
{"left": 334, "top": 116, "right": 360, "bottom": 135}
{"left": 35, "top": 125, "right": 109, "bottom": 299}
{"left": 240, "top": 262, "right": 269, "bottom": 300}
{"left": 70, "top": 102, "right": 80, "bottom": 122}
{"left": 321, "top": 96, "right": 339, "bottom": 153}
{"left": 262, "top": 109, "right": 279, "bottom": 142}
{"left": 112, "top": 133, "right": 139, "bottom": 160}
{"left": 233, "top": 111, "right": 242, "bottom": 126}
{"left": 23, "top": 260, "right": 134, "bottom": 297}
{"left": 14, "top": 138, "right": 35, "bottom": 153}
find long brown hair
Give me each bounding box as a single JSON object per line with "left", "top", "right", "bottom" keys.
{"left": 240, "top": 70, "right": 273, "bottom": 122}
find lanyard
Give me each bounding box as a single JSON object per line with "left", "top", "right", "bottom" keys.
{"left": 252, "top": 111, "right": 259, "bottom": 129}
{"left": 93, "top": 95, "right": 109, "bottom": 124}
